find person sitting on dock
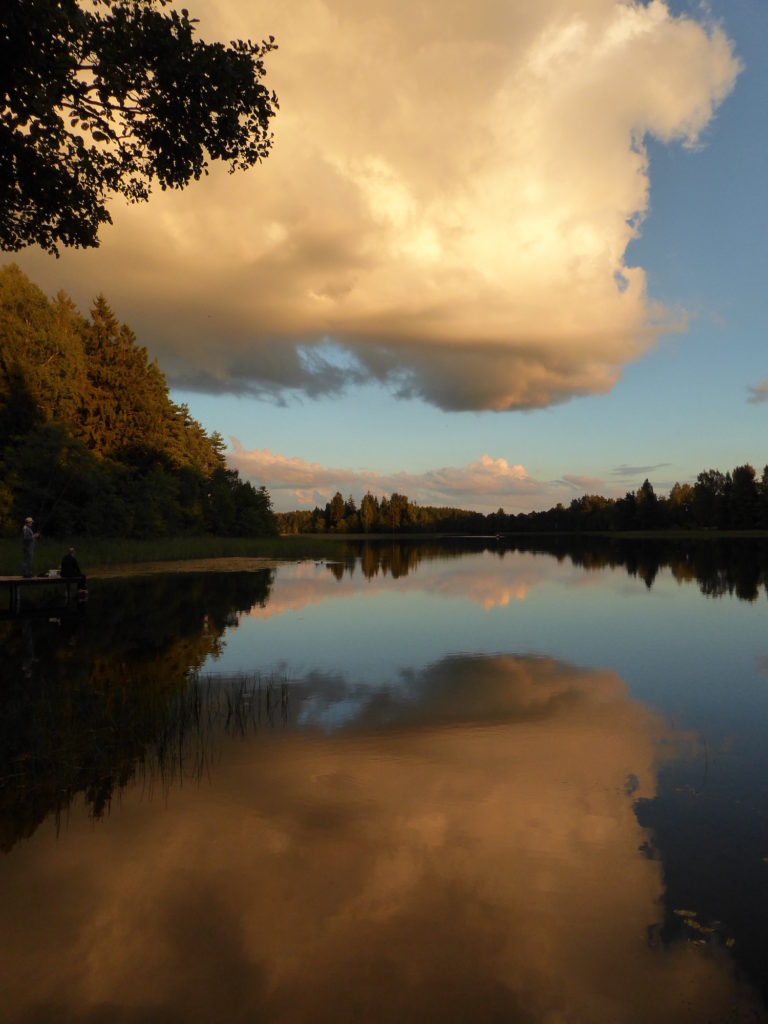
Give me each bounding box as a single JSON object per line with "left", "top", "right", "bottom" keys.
{"left": 61, "top": 546, "right": 87, "bottom": 595}
{"left": 21, "top": 517, "right": 39, "bottom": 578}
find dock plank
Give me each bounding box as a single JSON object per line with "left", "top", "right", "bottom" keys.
{"left": 0, "top": 575, "right": 87, "bottom": 614}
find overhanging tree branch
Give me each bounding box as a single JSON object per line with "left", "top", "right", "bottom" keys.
{"left": 0, "top": 0, "right": 278, "bottom": 254}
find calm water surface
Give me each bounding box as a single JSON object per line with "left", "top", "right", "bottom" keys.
{"left": 2, "top": 539, "right": 768, "bottom": 1022}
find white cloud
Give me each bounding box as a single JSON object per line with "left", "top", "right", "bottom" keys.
{"left": 229, "top": 439, "right": 574, "bottom": 512}
{"left": 16, "top": 0, "right": 740, "bottom": 410}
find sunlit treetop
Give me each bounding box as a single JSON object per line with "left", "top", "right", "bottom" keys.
{"left": 0, "top": 0, "right": 278, "bottom": 254}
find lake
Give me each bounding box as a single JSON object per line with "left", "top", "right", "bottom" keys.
{"left": 2, "top": 537, "right": 768, "bottom": 1022}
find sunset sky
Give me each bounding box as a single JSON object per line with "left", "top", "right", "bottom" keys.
{"left": 12, "top": 0, "right": 767, "bottom": 512}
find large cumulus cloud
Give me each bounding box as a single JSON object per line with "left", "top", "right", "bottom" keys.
{"left": 16, "top": 0, "right": 740, "bottom": 409}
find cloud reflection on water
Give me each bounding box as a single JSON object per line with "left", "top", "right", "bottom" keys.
{"left": 242, "top": 550, "right": 584, "bottom": 622}
{"left": 0, "top": 653, "right": 760, "bottom": 1022}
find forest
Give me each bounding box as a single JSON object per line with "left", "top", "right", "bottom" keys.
{"left": 0, "top": 264, "right": 276, "bottom": 538}
{"left": 277, "top": 466, "right": 768, "bottom": 535}
{"left": 3, "top": 262, "right": 765, "bottom": 542}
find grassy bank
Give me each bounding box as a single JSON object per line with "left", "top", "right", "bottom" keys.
{"left": 3, "top": 528, "right": 767, "bottom": 577}
{"left": 0, "top": 533, "right": 363, "bottom": 574}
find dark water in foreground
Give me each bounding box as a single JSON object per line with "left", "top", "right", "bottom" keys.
{"left": 2, "top": 538, "right": 768, "bottom": 1022}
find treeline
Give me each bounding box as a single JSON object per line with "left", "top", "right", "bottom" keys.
{"left": 277, "top": 467, "right": 768, "bottom": 536}
{"left": 277, "top": 491, "right": 487, "bottom": 535}
{"left": 0, "top": 265, "right": 276, "bottom": 538}
{"left": 512, "top": 469, "right": 768, "bottom": 533}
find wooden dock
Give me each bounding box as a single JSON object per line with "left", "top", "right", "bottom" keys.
{"left": 0, "top": 575, "right": 86, "bottom": 615}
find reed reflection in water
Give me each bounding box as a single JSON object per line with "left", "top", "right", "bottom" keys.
{"left": 0, "top": 569, "right": 276, "bottom": 850}
{"left": 0, "top": 654, "right": 761, "bottom": 1023}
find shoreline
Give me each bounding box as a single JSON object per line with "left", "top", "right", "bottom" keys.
{"left": 4, "top": 529, "right": 768, "bottom": 581}
{"left": 88, "top": 556, "right": 287, "bottom": 579}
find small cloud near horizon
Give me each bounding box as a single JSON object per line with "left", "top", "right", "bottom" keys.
{"left": 611, "top": 463, "right": 671, "bottom": 477}
{"left": 561, "top": 474, "right": 607, "bottom": 492}
{"left": 747, "top": 381, "right": 768, "bottom": 404}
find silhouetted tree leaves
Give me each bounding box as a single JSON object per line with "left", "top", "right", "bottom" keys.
{"left": 0, "top": 0, "right": 278, "bottom": 253}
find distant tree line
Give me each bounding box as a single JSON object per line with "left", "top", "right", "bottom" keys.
{"left": 277, "top": 467, "right": 768, "bottom": 537}
{"left": 0, "top": 264, "right": 276, "bottom": 537}
{"left": 277, "top": 492, "right": 488, "bottom": 536}
{"left": 510, "top": 469, "right": 768, "bottom": 533}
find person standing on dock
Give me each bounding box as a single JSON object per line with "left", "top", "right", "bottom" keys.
{"left": 21, "top": 517, "right": 39, "bottom": 578}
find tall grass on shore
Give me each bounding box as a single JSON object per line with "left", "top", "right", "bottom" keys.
{"left": 0, "top": 533, "right": 366, "bottom": 573}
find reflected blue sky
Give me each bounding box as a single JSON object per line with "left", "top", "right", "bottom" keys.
{"left": 4, "top": 546, "right": 768, "bottom": 1019}
{"left": 204, "top": 550, "right": 768, "bottom": 746}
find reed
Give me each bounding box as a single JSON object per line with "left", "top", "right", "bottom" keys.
{"left": 0, "top": 670, "right": 291, "bottom": 850}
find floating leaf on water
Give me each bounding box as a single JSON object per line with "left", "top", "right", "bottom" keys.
{"left": 624, "top": 773, "right": 639, "bottom": 796}
{"left": 726, "top": 937, "right": 736, "bottom": 948}
{"left": 673, "top": 909, "right": 697, "bottom": 918}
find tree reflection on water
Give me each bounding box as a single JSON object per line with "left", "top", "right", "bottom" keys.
{"left": 327, "top": 534, "right": 768, "bottom": 603}
{"left": 1, "top": 542, "right": 768, "bottom": 1020}
{"left": 0, "top": 570, "right": 274, "bottom": 850}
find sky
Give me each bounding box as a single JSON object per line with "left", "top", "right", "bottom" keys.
{"left": 10, "top": 0, "right": 768, "bottom": 513}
